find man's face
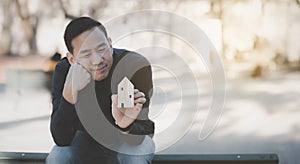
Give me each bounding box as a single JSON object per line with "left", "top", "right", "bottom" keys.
{"left": 71, "top": 27, "right": 113, "bottom": 81}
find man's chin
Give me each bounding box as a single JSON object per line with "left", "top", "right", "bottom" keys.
{"left": 93, "top": 73, "right": 108, "bottom": 81}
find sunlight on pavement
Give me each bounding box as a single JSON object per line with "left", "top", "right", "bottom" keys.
{"left": 219, "top": 100, "right": 300, "bottom": 139}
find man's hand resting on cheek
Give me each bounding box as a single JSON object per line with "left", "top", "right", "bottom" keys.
{"left": 63, "top": 62, "right": 91, "bottom": 104}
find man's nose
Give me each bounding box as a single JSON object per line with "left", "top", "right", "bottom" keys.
{"left": 92, "top": 53, "right": 103, "bottom": 65}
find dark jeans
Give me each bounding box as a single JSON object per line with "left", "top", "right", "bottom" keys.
{"left": 46, "top": 131, "right": 154, "bottom": 164}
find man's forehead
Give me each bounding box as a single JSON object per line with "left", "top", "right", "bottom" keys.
{"left": 71, "top": 27, "right": 107, "bottom": 52}
{"left": 78, "top": 27, "right": 106, "bottom": 40}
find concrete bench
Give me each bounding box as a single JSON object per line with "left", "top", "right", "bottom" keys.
{"left": 5, "top": 69, "right": 48, "bottom": 89}
{"left": 0, "top": 152, "right": 279, "bottom": 164}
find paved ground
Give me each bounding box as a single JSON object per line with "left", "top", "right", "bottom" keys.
{"left": 0, "top": 56, "right": 299, "bottom": 164}
{"left": 158, "top": 70, "right": 300, "bottom": 164}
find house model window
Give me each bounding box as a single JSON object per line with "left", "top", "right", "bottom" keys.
{"left": 117, "top": 77, "right": 134, "bottom": 108}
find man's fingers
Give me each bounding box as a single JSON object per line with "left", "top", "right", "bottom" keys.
{"left": 69, "top": 62, "right": 91, "bottom": 80}
{"left": 134, "top": 91, "right": 145, "bottom": 99}
{"left": 70, "top": 62, "right": 91, "bottom": 90}
{"left": 133, "top": 103, "right": 143, "bottom": 111}
{"left": 137, "top": 103, "right": 143, "bottom": 108}
{"left": 75, "top": 63, "right": 90, "bottom": 75}
{"left": 134, "top": 97, "right": 146, "bottom": 105}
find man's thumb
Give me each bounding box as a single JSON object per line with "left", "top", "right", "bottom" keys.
{"left": 111, "top": 95, "right": 118, "bottom": 106}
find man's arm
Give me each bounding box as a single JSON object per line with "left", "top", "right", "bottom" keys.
{"left": 129, "top": 65, "right": 155, "bottom": 135}
{"left": 50, "top": 58, "right": 78, "bottom": 146}
{"left": 114, "top": 64, "right": 154, "bottom": 145}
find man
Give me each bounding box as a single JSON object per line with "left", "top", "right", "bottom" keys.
{"left": 46, "top": 17, "right": 155, "bottom": 164}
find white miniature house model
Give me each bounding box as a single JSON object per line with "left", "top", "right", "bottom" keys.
{"left": 118, "top": 77, "right": 134, "bottom": 108}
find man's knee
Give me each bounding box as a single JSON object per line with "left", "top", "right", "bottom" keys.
{"left": 118, "top": 153, "right": 153, "bottom": 164}
{"left": 117, "top": 135, "right": 155, "bottom": 164}
{"left": 46, "top": 146, "right": 76, "bottom": 164}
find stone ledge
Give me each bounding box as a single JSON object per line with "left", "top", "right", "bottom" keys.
{"left": 0, "top": 152, "right": 279, "bottom": 164}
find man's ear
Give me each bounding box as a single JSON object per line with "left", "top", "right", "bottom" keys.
{"left": 66, "top": 52, "right": 74, "bottom": 64}
{"left": 107, "top": 37, "right": 112, "bottom": 48}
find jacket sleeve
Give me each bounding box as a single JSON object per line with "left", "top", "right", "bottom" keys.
{"left": 129, "top": 65, "right": 155, "bottom": 136}
{"left": 50, "top": 59, "right": 79, "bottom": 146}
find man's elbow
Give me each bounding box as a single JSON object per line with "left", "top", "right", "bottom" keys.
{"left": 52, "top": 135, "right": 72, "bottom": 146}
{"left": 50, "top": 125, "right": 73, "bottom": 146}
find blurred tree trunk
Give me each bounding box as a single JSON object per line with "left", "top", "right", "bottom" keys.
{"left": 89, "top": 0, "right": 108, "bottom": 19}
{"left": 0, "top": 0, "right": 13, "bottom": 56}
{"left": 58, "top": 0, "right": 77, "bottom": 19}
{"left": 58, "top": 0, "right": 108, "bottom": 20}
{"left": 15, "top": 0, "right": 38, "bottom": 55}
{"left": 210, "top": 0, "right": 225, "bottom": 58}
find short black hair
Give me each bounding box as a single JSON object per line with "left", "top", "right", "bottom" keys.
{"left": 64, "top": 17, "right": 108, "bottom": 54}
